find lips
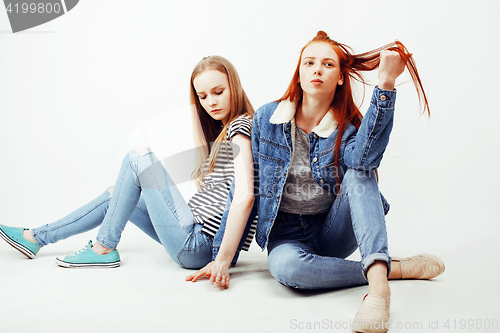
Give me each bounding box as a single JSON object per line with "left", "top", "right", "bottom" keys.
{"left": 311, "top": 79, "right": 323, "bottom": 84}
{"left": 211, "top": 109, "right": 221, "bottom": 113}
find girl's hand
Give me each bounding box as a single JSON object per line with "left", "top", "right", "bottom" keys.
{"left": 378, "top": 50, "right": 406, "bottom": 91}
{"left": 185, "top": 260, "right": 231, "bottom": 288}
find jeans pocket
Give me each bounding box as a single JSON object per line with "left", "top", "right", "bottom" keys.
{"left": 177, "top": 236, "right": 213, "bottom": 269}
{"left": 258, "top": 153, "right": 283, "bottom": 198}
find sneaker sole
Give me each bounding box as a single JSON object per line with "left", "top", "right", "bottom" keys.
{"left": 0, "top": 228, "right": 36, "bottom": 259}
{"left": 55, "top": 257, "right": 120, "bottom": 268}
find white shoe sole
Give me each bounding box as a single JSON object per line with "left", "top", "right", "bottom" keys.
{"left": 0, "top": 228, "right": 36, "bottom": 259}
{"left": 55, "top": 257, "right": 120, "bottom": 268}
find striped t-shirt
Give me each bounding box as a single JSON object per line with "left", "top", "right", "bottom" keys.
{"left": 187, "top": 115, "right": 256, "bottom": 251}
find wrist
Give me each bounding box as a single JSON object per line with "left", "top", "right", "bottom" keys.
{"left": 214, "top": 254, "right": 232, "bottom": 267}
{"left": 378, "top": 76, "right": 395, "bottom": 91}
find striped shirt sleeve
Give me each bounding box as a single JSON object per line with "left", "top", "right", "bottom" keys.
{"left": 227, "top": 115, "right": 252, "bottom": 141}
{"left": 188, "top": 114, "right": 256, "bottom": 252}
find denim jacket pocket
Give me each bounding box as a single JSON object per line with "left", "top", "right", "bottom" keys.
{"left": 257, "top": 153, "right": 284, "bottom": 198}
{"left": 321, "top": 162, "right": 344, "bottom": 184}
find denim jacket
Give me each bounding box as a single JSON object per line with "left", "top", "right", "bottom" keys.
{"left": 252, "top": 87, "right": 396, "bottom": 250}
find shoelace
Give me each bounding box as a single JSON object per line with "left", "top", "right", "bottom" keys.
{"left": 69, "top": 241, "right": 93, "bottom": 258}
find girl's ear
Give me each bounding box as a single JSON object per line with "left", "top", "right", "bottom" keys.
{"left": 338, "top": 73, "right": 344, "bottom": 86}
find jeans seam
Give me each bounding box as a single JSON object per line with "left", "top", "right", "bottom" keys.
{"left": 135, "top": 205, "right": 148, "bottom": 214}
{"left": 319, "top": 187, "right": 347, "bottom": 246}
{"left": 98, "top": 161, "right": 134, "bottom": 249}
{"left": 33, "top": 197, "right": 110, "bottom": 236}
{"left": 272, "top": 247, "right": 362, "bottom": 289}
{"left": 135, "top": 158, "right": 191, "bottom": 235}
{"left": 33, "top": 196, "right": 111, "bottom": 248}
{"left": 176, "top": 236, "right": 212, "bottom": 268}
{"left": 275, "top": 277, "right": 298, "bottom": 288}
{"left": 349, "top": 191, "right": 366, "bottom": 264}
{"left": 359, "top": 107, "right": 380, "bottom": 168}
{"left": 98, "top": 239, "right": 115, "bottom": 250}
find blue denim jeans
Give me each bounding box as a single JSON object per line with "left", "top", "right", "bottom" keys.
{"left": 267, "top": 169, "right": 391, "bottom": 289}
{"left": 32, "top": 149, "right": 212, "bottom": 269}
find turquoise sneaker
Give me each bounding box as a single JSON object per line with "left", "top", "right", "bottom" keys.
{"left": 0, "top": 225, "right": 40, "bottom": 259}
{"left": 55, "top": 240, "right": 121, "bottom": 268}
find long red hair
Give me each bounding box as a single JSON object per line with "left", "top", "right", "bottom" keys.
{"left": 280, "top": 31, "right": 430, "bottom": 185}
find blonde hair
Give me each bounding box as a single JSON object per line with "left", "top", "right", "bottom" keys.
{"left": 190, "top": 56, "right": 254, "bottom": 188}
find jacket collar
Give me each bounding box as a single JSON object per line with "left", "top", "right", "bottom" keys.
{"left": 269, "top": 99, "right": 338, "bottom": 138}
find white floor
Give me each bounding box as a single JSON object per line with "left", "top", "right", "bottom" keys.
{"left": 1, "top": 1, "right": 499, "bottom": 332}
{"left": 1, "top": 222, "right": 498, "bottom": 333}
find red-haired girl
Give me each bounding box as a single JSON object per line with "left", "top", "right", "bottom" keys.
{"left": 251, "top": 31, "right": 444, "bottom": 332}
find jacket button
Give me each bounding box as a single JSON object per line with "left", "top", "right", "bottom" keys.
{"left": 313, "top": 157, "right": 318, "bottom": 163}
{"left": 380, "top": 95, "right": 387, "bottom": 101}
{"left": 319, "top": 179, "right": 324, "bottom": 184}
{"left": 314, "top": 133, "right": 318, "bottom": 139}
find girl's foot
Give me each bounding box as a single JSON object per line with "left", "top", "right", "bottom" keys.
{"left": 91, "top": 241, "right": 115, "bottom": 255}
{"left": 353, "top": 293, "right": 390, "bottom": 333}
{"left": 22, "top": 229, "right": 36, "bottom": 243}
{"left": 0, "top": 225, "right": 40, "bottom": 259}
{"left": 352, "top": 261, "right": 391, "bottom": 332}
{"left": 366, "top": 262, "right": 391, "bottom": 301}
{"left": 55, "top": 240, "right": 120, "bottom": 268}
{"left": 390, "top": 254, "right": 445, "bottom": 280}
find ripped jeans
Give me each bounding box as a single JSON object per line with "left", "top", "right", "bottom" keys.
{"left": 31, "top": 149, "right": 212, "bottom": 269}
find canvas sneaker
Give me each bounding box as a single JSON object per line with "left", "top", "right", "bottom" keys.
{"left": 55, "top": 240, "right": 120, "bottom": 268}
{"left": 0, "top": 225, "right": 40, "bottom": 259}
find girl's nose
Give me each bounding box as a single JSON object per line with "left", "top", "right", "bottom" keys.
{"left": 208, "top": 95, "right": 217, "bottom": 106}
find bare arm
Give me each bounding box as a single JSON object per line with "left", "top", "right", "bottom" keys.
{"left": 185, "top": 134, "right": 254, "bottom": 287}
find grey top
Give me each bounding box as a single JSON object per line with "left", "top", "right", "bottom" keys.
{"left": 279, "top": 125, "right": 335, "bottom": 214}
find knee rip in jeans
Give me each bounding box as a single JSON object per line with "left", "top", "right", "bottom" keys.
{"left": 107, "top": 185, "right": 114, "bottom": 196}
{"left": 134, "top": 146, "right": 152, "bottom": 156}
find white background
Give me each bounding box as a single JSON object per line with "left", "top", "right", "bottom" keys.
{"left": 0, "top": 1, "right": 499, "bottom": 332}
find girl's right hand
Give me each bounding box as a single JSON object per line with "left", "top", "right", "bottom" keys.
{"left": 378, "top": 50, "right": 406, "bottom": 91}
{"left": 185, "top": 260, "right": 231, "bottom": 288}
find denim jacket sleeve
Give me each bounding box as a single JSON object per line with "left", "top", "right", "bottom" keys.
{"left": 251, "top": 110, "right": 261, "bottom": 212}
{"left": 344, "top": 87, "right": 397, "bottom": 170}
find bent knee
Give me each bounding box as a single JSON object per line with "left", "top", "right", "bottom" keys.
{"left": 268, "top": 247, "right": 313, "bottom": 288}
{"left": 134, "top": 146, "right": 152, "bottom": 156}
{"left": 107, "top": 185, "right": 114, "bottom": 195}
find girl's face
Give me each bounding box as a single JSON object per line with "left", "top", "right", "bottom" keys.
{"left": 299, "top": 42, "right": 343, "bottom": 100}
{"left": 193, "top": 69, "right": 231, "bottom": 125}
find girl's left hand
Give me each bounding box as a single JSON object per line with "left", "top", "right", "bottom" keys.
{"left": 185, "top": 260, "right": 231, "bottom": 287}
{"left": 378, "top": 50, "right": 406, "bottom": 91}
